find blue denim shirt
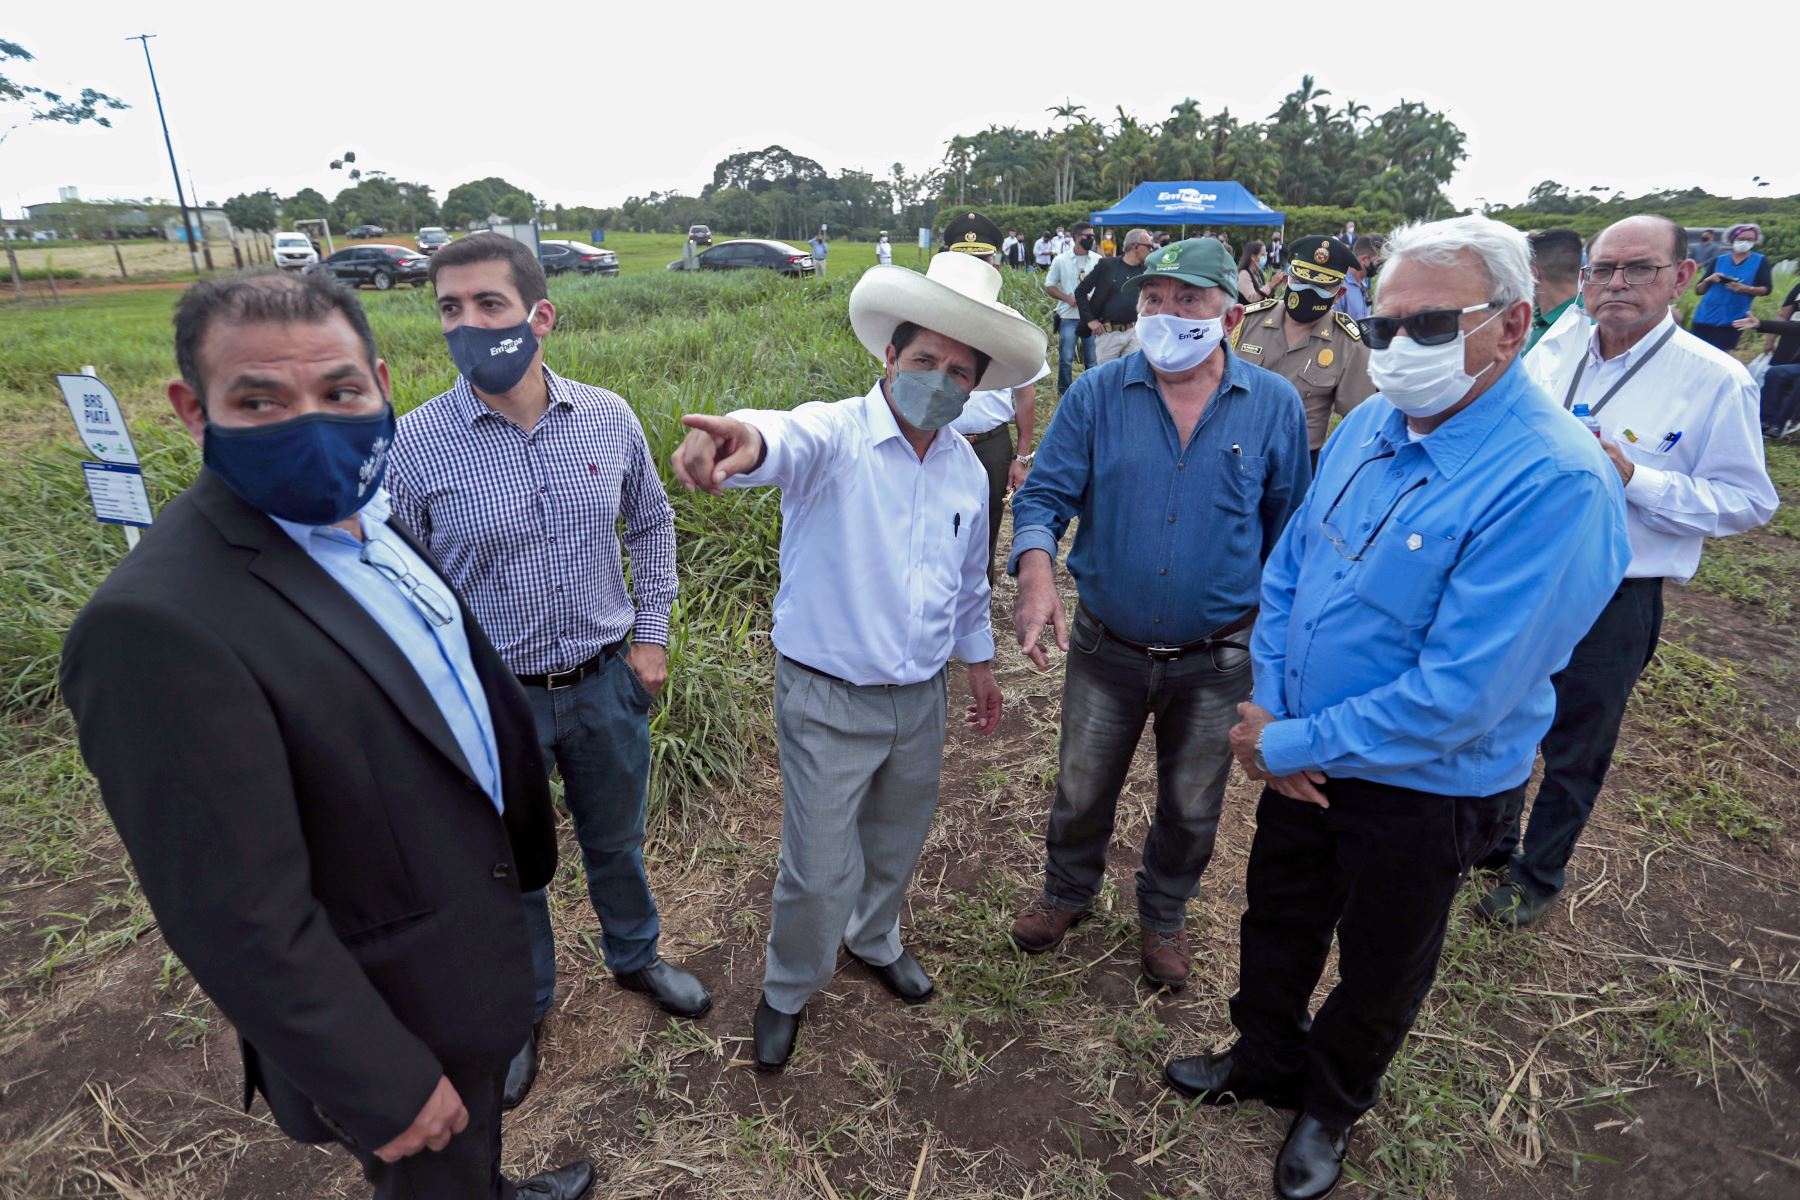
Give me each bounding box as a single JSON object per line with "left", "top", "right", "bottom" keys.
{"left": 1252, "top": 358, "right": 1631, "bottom": 797}
{"left": 1009, "top": 350, "right": 1311, "bottom": 644}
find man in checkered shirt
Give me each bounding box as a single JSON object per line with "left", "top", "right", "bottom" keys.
{"left": 388, "top": 235, "right": 711, "bottom": 1113}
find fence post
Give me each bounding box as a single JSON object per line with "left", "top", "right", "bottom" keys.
{"left": 202, "top": 237, "right": 216, "bottom": 272}
{"left": 114, "top": 242, "right": 129, "bottom": 279}
{"left": 232, "top": 238, "right": 245, "bottom": 269}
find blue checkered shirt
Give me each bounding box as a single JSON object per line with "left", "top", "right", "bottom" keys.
{"left": 388, "top": 368, "right": 678, "bottom": 675}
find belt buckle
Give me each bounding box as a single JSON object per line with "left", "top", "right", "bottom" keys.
{"left": 1145, "top": 644, "right": 1185, "bottom": 661}
{"left": 544, "top": 665, "right": 580, "bottom": 691}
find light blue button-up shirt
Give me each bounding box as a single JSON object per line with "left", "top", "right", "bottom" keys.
{"left": 1252, "top": 358, "right": 1631, "bottom": 797}
{"left": 271, "top": 488, "right": 503, "bottom": 811}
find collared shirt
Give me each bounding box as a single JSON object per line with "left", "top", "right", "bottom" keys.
{"left": 1009, "top": 350, "right": 1311, "bottom": 645}
{"left": 1526, "top": 295, "right": 1577, "bottom": 354}
{"left": 809, "top": 238, "right": 828, "bottom": 260}
{"left": 1045, "top": 250, "right": 1100, "bottom": 320}
{"left": 388, "top": 366, "right": 678, "bottom": 675}
{"left": 1034, "top": 237, "right": 1056, "bottom": 265}
{"left": 727, "top": 380, "right": 994, "bottom": 686}
{"left": 272, "top": 488, "right": 502, "bottom": 811}
{"left": 1333, "top": 274, "right": 1372, "bottom": 321}
{"left": 1252, "top": 360, "right": 1631, "bottom": 797}
{"left": 876, "top": 240, "right": 892, "bottom": 265}
{"left": 949, "top": 360, "right": 1050, "bottom": 436}
{"left": 1525, "top": 313, "right": 1778, "bottom": 582}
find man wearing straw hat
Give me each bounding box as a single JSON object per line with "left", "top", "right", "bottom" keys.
{"left": 670, "top": 251, "right": 1046, "bottom": 1073}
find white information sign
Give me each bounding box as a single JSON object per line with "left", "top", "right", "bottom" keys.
{"left": 57, "top": 373, "right": 140, "bottom": 465}
{"left": 917, "top": 227, "right": 932, "bottom": 250}
{"left": 81, "top": 462, "right": 155, "bottom": 527}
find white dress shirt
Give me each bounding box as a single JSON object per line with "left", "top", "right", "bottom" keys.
{"left": 728, "top": 381, "right": 995, "bottom": 685}
{"left": 949, "top": 360, "right": 1051, "bottom": 436}
{"left": 1526, "top": 313, "right": 1778, "bottom": 582}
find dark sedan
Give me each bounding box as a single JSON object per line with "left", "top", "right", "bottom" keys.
{"left": 666, "top": 239, "right": 816, "bottom": 276}
{"left": 313, "top": 244, "right": 430, "bottom": 290}
{"left": 539, "top": 240, "right": 620, "bottom": 277}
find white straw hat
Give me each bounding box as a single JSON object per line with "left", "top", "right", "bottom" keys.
{"left": 847, "top": 253, "right": 1047, "bottom": 391}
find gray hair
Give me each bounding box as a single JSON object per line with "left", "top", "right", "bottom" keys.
{"left": 1382, "top": 215, "right": 1534, "bottom": 309}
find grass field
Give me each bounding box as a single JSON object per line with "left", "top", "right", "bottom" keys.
{"left": 0, "top": 267, "right": 1797, "bottom": 1198}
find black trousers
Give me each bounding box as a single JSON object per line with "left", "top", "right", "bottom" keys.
{"left": 1229, "top": 778, "right": 1518, "bottom": 1131}
{"left": 352, "top": 1071, "right": 512, "bottom": 1200}
{"left": 1495, "top": 576, "right": 1663, "bottom": 897}
{"left": 967, "top": 424, "right": 1014, "bottom": 580}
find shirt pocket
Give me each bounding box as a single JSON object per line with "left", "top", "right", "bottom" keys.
{"left": 1216, "top": 450, "right": 1268, "bottom": 516}
{"left": 1352, "top": 521, "right": 1459, "bottom": 628}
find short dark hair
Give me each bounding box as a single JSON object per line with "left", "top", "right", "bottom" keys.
{"left": 1350, "top": 235, "right": 1383, "bottom": 258}
{"left": 890, "top": 320, "right": 993, "bottom": 384}
{"left": 173, "top": 270, "right": 377, "bottom": 406}
{"left": 426, "top": 232, "right": 548, "bottom": 309}
{"left": 1527, "top": 228, "right": 1585, "bottom": 284}
{"left": 1072, "top": 222, "right": 1094, "bottom": 237}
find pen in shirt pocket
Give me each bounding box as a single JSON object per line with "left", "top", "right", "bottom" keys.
{"left": 953, "top": 513, "right": 961, "bottom": 538}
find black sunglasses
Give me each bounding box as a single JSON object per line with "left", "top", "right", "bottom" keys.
{"left": 1358, "top": 301, "right": 1500, "bottom": 350}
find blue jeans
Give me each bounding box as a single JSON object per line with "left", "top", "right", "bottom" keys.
{"left": 1057, "top": 318, "right": 1095, "bottom": 394}
{"left": 1760, "top": 363, "right": 1800, "bottom": 429}
{"left": 521, "top": 649, "right": 660, "bottom": 1021}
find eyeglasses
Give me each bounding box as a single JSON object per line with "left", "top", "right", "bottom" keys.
{"left": 1319, "top": 450, "right": 1428, "bottom": 561}
{"left": 1581, "top": 263, "right": 1675, "bottom": 287}
{"left": 1358, "top": 301, "right": 1500, "bottom": 350}
{"left": 360, "top": 538, "right": 455, "bottom": 627}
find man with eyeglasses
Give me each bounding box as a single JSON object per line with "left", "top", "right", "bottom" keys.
{"left": 1489, "top": 215, "right": 1780, "bottom": 928}
{"left": 388, "top": 233, "right": 711, "bottom": 1114}
{"left": 1164, "top": 216, "right": 1629, "bottom": 1200}
{"left": 59, "top": 271, "right": 594, "bottom": 1200}
{"left": 1008, "top": 238, "right": 1311, "bottom": 993}
{"left": 1073, "top": 227, "right": 1156, "bottom": 364}
{"left": 1232, "top": 235, "right": 1377, "bottom": 468}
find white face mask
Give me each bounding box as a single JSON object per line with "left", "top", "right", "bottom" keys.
{"left": 1137, "top": 312, "right": 1224, "bottom": 374}
{"left": 1367, "top": 308, "right": 1503, "bottom": 417}
{"left": 1732, "top": 239, "right": 1755, "bottom": 254}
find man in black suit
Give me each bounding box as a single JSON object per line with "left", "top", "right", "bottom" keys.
{"left": 59, "top": 271, "right": 594, "bottom": 1200}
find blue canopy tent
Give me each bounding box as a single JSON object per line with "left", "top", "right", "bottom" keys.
{"left": 1090, "top": 181, "right": 1283, "bottom": 229}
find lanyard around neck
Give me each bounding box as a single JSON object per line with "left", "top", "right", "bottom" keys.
{"left": 1562, "top": 323, "right": 1677, "bottom": 416}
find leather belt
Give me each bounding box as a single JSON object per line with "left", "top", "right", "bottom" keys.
{"left": 784, "top": 655, "right": 900, "bottom": 688}
{"left": 1100, "top": 322, "right": 1135, "bottom": 333}
{"left": 964, "top": 425, "right": 1010, "bottom": 446}
{"left": 1078, "top": 600, "right": 1256, "bottom": 660}
{"left": 515, "top": 639, "right": 625, "bottom": 690}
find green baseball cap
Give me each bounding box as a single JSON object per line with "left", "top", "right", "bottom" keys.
{"left": 1123, "top": 238, "right": 1239, "bottom": 300}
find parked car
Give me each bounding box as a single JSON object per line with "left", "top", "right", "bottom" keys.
{"left": 311, "top": 244, "right": 430, "bottom": 290}
{"left": 346, "top": 224, "right": 386, "bottom": 238}
{"left": 416, "top": 227, "right": 451, "bottom": 254}
{"left": 538, "top": 240, "right": 620, "bottom": 277}
{"left": 687, "top": 224, "right": 712, "bottom": 246}
{"left": 272, "top": 231, "right": 319, "bottom": 271}
{"left": 666, "top": 239, "right": 816, "bottom": 276}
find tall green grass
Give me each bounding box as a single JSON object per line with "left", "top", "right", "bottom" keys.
{"left": 0, "top": 266, "right": 1057, "bottom": 833}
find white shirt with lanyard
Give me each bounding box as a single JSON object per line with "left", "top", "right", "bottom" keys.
{"left": 1527, "top": 312, "right": 1778, "bottom": 582}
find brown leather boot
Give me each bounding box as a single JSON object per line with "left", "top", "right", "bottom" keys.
{"left": 1141, "top": 923, "right": 1191, "bottom": 989}
{"left": 1009, "top": 897, "right": 1088, "bottom": 953}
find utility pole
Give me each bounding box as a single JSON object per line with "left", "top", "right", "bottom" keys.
{"left": 127, "top": 34, "right": 202, "bottom": 275}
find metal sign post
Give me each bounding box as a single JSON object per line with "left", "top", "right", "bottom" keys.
{"left": 58, "top": 369, "right": 152, "bottom": 548}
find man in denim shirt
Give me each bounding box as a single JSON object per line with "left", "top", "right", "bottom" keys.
{"left": 1006, "top": 238, "right": 1310, "bottom": 990}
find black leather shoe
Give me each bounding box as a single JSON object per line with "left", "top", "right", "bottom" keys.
{"left": 1163, "top": 1051, "right": 1300, "bottom": 1110}
{"left": 848, "top": 947, "right": 934, "bottom": 1004}
{"left": 616, "top": 957, "right": 712, "bottom": 1018}
{"left": 514, "top": 1159, "right": 595, "bottom": 1199}
{"left": 753, "top": 994, "right": 801, "bottom": 1073}
{"left": 500, "top": 1021, "right": 541, "bottom": 1110}
{"left": 1275, "top": 1114, "right": 1349, "bottom": 1200}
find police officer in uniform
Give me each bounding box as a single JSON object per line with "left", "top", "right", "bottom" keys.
{"left": 1231, "top": 235, "right": 1376, "bottom": 468}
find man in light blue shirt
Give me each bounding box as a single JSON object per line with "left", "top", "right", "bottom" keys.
{"left": 808, "top": 233, "right": 828, "bottom": 277}
{"left": 1163, "top": 216, "right": 1630, "bottom": 1200}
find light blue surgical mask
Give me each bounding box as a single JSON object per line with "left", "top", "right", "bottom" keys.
{"left": 887, "top": 369, "right": 972, "bottom": 430}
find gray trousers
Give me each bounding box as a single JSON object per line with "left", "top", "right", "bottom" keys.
{"left": 763, "top": 656, "right": 949, "bottom": 1014}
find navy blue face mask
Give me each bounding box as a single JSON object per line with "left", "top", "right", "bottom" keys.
{"left": 443, "top": 309, "right": 540, "bottom": 394}
{"left": 204, "top": 405, "right": 395, "bottom": 525}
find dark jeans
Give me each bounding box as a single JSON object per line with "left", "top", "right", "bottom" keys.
{"left": 1057, "top": 317, "right": 1096, "bottom": 394}
{"left": 521, "top": 648, "right": 660, "bottom": 1022}
{"left": 1229, "top": 778, "right": 1518, "bottom": 1131}
{"left": 967, "top": 424, "right": 1014, "bottom": 579}
{"left": 1040, "top": 606, "right": 1250, "bottom": 931}
{"left": 1495, "top": 577, "right": 1663, "bottom": 898}
{"left": 354, "top": 1071, "right": 512, "bottom": 1199}
{"left": 1690, "top": 321, "right": 1741, "bottom": 352}
{"left": 1760, "top": 362, "right": 1800, "bottom": 429}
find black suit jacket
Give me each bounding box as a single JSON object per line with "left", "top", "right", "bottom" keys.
{"left": 59, "top": 469, "right": 556, "bottom": 1151}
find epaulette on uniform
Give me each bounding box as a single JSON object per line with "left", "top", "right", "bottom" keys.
{"left": 1244, "top": 297, "right": 1279, "bottom": 314}
{"left": 1334, "top": 311, "right": 1363, "bottom": 340}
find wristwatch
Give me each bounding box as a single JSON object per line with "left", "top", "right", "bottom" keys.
{"left": 1014, "top": 451, "right": 1035, "bottom": 465}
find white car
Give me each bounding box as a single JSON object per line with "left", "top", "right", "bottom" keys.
{"left": 273, "top": 232, "right": 319, "bottom": 271}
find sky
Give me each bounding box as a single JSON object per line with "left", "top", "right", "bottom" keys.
{"left": 3, "top": 0, "right": 1791, "bottom": 222}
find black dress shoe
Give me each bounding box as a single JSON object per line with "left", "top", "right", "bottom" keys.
{"left": 848, "top": 947, "right": 935, "bottom": 1004}
{"left": 616, "top": 957, "right": 712, "bottom": 1018}
{"left": 753, "top": 994, "right": 801, "bottom": 1073}
{"left": 501, "top": 1021, "right": 541, "bottom": 1111}
{"left": 1274, "top": 1114, "right": 1349, "bottom": 1200}
{"left": 1163, "top": 1051, "right": 1300, "bottom": 1110}
{"left": 514, "top": 1159, "right": 595, "bottom": 1200}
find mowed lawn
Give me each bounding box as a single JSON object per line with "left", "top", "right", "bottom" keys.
{"left": 1, "top": 272, "right": 1797, "bottom": 1198}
